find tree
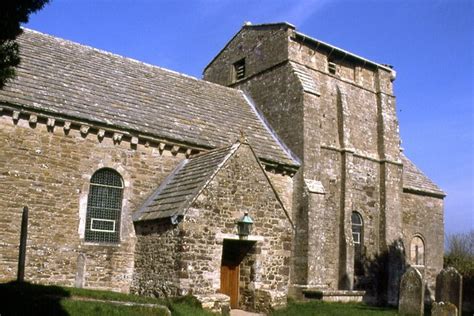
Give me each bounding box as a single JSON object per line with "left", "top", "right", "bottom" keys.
{"left": 0, "top": 0, "right": 50, "bottom": 89}
{"left": 445, "top": 230, "right": 474, "bottom": 277}
{"left": 445, "top": 230, "right": 474, "bottom": 313}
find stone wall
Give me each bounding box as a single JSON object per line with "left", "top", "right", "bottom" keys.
{"left": 184, "top": 144, "right": 293, "bottom": 312}
{"left": 132, "top": 144, "right": 294, "bottom": 312}
{"left": 233, "top": 64, "right": 307, "bottom": 288}
{"left": 238, "top": 63, "right": 305, "bottom": 158}
{"left": 131, "top": 219, "right": 181, "bottom": 296}
{"left": 402, "top": 191, "right": 444, "bottom": 299}
{"left": 350, "top": 156, "right": 381, "bottom": 256}
{"left": 0, "top": 114, "right": 183, "bottom": 292}
{"left": 204, "top": 25, "right": 290, "bottom": 88}
{"left": 203, "top": 24, "right": 442, "bottom": 305}
{"left": 301, "top": 64, "right": 382, "bottom": 157}
{"left": 266, "top": 171, "right": 294, "bottom": 221}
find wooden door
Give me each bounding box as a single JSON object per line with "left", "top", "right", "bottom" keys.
{"left": 220, "top": 264, "right": 240, "bottom": 308}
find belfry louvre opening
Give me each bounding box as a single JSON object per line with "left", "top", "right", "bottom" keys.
{"left": 85, "top": 168, "right": 123, "bottom": 243}
{"left": 233, "top": 58, "right": 246, "bottom": 81}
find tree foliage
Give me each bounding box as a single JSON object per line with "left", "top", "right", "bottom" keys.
{"left": 444, "top": 230, "right": 474, "bottom": 311}
{"left": 0, "top": 0, "right": 50, "bottom": 89}
{"left": 445, "top": 230, "right": 474, "bottom": 275}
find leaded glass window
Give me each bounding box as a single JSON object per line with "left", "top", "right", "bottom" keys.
{"left": 85, "top": 168, "right": 123, "bottom": 243}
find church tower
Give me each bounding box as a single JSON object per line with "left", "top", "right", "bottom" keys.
{"left": 204, "top": 22, "right": 444, "bottom": 304}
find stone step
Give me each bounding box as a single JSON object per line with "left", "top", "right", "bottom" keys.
{"left": 302, "top": 289, "right": 366, "bottom": 303}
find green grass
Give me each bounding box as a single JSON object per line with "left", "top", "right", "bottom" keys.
{"left": 0, "top": 281, "right": 215, "bottom": 316}
{"left": 67, "top": 286, "right": 164, "bottom": 304}
{"left": 271, "top": 300, "right": 399, "bottom": 316}
{"left": 61, "top": 300, "right": 167, "bottom": 316}
{"left": 5, "top": 282, "right": 431, "bottom": 316}
{"left": 169, "top": 296, "right": 217, "bottom": 316}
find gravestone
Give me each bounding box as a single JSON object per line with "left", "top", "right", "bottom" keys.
{"left": 388, "top": 239, "right": 406, "bottom": 305}
{"left": 75, "top": 254, "right": 86, "bottom": 288}
{"left": 436, "top": 267, "right": 462, "bottom": 316}
{"left": 431, "top": 302, "right": 458, "bottom": 316}
{"left": 399, "top": 267, "right": 424, "bottom": 316}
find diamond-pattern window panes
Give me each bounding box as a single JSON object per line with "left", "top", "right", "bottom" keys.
{"left": 85, "top": 168, "right": 123, "bottom": 243}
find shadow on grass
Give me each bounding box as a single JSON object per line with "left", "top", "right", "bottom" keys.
{"left": 168, "top": 295, "right": 215, "bottom": 316}
{"left": 271, "top": 300, "right": 399, "bottom": 316}
{"left": 352, "top": 304, "right": 395, "bottom": 312}
{"left": 0, "top": 281, "right": 70, "bottom": 316}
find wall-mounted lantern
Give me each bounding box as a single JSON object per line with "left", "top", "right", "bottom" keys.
{"left": 237, "top": 212, "right": 253, "bottom": 238}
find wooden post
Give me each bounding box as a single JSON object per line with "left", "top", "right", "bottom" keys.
{"left": 17, "top": 206, "right": 29, "bottom": 282}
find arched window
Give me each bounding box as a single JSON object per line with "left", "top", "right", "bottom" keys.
{"left": 85, "top": 168, "right": 123, "bottom": 243}
{"left": 351, "top": 211, "right": 364, "bottom": 275}
{"left": 410, "top": 235, "right": 425, "bottom": 266}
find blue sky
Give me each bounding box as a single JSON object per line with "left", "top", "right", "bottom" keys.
{"left": 26, "top": 0, "right": 473, "bottom": 235}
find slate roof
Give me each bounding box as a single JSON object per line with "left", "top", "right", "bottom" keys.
{"left": 401, "top": 154, "right": 445, "bottom": 197}
{"left": 0, "top": 29, "right": 298, "bottom": 168}
{"left": 134, "top": 143, "right": 239, "bottom": 221}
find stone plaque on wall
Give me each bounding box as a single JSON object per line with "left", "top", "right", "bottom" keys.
{"left": 75, "top": 254, "right": 86, "bottom": 288}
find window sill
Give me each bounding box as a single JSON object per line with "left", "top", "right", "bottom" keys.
{"left": 82, "top": 241, "right": 122, "bottom": 247}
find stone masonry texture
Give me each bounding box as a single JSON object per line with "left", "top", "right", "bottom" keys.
{"left": 132, "top": 143, "right": 293, "bottom": 313}
{"left": 0, "top": 21, "right": 445, "bottom": 312}
{"left": 0, "top": 115, "right": 183, "bottom": 292}
{"left": 204, "top": 22, "right": 445, "bottom": 304}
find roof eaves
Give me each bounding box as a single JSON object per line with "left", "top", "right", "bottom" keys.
{"left": 243, "top": 22, "right": 296, "bottom": 29}
{"left": 0, "top": 101, "right": 213, "bottom": 153}
{"left": 293, "top": 31, "right": 393, "bottom": 72}
{"left": 403, "top": 186, "right": 446, "bottom": 199}
{"left": 14, "top": 28, "right": 301, "bottom": 169}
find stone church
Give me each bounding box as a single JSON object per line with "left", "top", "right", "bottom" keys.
{"left": 0, "top": 22, "right": 445, "bottom": 312}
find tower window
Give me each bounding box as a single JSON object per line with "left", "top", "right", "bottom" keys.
{"left": 328, "top": 61, "right": 337, "bottom": 75}
{"left": 85, "top": 168, "right": 123, "bottom": 243}
{"left": 233, "top": 58, "right": 246, "bottom": 81}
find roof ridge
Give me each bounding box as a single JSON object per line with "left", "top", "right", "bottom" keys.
{"left": 293, "top": 31, "right": 393, "bottom": 72}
